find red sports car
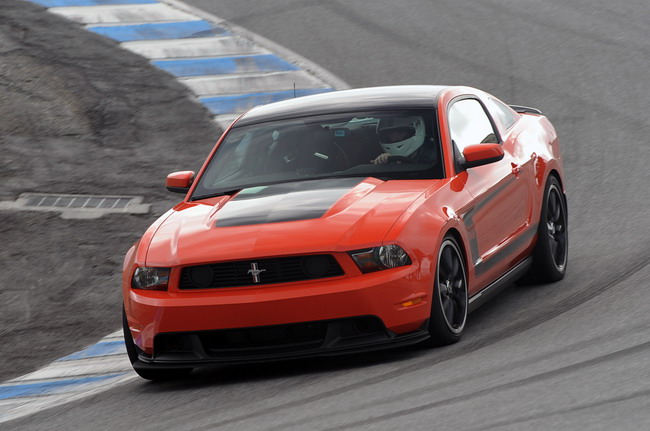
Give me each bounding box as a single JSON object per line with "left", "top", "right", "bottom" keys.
{"left": 122, "top": 86, "right": 567, "bottom": 380}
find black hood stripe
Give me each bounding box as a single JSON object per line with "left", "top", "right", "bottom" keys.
{"left": 215, "top": 178, "right": 364, "bottom": 227}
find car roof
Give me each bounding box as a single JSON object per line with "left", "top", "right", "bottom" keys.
{"left": 234, "top": 85, "right": 450, "bottom": 127}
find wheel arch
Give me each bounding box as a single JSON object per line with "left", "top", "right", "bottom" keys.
{"left": 548, "top": 168, "right": 563, "bottom": 189}
{"left": 547, "top": 168, "right": 568, "bottom": 215}
{"left": 443, "top": 227, "right": 470, "bottom": 274}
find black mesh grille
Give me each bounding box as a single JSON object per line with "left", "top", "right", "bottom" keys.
{"left": 179, "top": 255, "right": 344, "bottom": 289}
{"left": 198, "top": 316, "right": 385, "bottom": 357}
{"left": 202, "top": 321, "right": 328, "bottom": 355}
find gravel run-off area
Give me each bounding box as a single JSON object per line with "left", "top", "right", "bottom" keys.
{"left": 0, "top": 1, "right": 220, "bottom": 381}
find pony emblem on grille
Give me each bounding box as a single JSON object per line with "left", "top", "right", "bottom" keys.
{"left": 247, "top": 263, "right": 266, "bottom": 283}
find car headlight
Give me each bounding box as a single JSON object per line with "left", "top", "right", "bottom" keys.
{"left": 131, "top": 267, "right": 170, "bottom": 290}
{"left": 349, "top": 245, "right": 412, "bottom": 273}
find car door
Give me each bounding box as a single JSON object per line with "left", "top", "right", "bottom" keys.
{"left": 486, "top": 97, "right": 537, "bottom": 232}
{"left": 447, "top": 97, "right": 531, "bottom": 285}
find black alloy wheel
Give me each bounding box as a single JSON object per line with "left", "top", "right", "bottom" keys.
{"left": 546, "top": 185, "right": 567, "bottom": 271}
{"left": 425, "top": 236, "right": 468, "bottom": 346}
{"left": 528, "top": 175, "right": 568, "bottom": 283}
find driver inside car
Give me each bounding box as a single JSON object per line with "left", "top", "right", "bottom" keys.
{"left": 371, "top": 116, "right": 437, "bottom": 165}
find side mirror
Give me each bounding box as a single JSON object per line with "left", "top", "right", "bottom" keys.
{"left": 461, "top": 144, "right": 504, "bottom": 169}
{"left": 166, "top": 171, "right": 195, "bottom": 194}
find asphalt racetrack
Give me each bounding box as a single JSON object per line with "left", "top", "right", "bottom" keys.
{"left": 7, "top": 0, "right": 650, "bottom": 429}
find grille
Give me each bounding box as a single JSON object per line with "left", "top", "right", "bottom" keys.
{"left": 197, "top": 316, "right": 385, "bottom": 357}
{"left": 179, "top": 254, "right": 344, "bottom": 289}
{"left": 202, "top": 320, "right": 328, "bottom": 355}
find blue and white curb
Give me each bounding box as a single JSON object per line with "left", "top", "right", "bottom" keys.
{"left": 27, "top": 0, "right": 349, "bottom": 129}
{"left": 0, "top": 331, "right": 135, "bottom": 424}
{"left": 2, "top": 0, "right": 349, "bottom": 422}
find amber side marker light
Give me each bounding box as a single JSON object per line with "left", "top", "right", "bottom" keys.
{"left": 401, "top": 297, "right": 423, "bottom": 308}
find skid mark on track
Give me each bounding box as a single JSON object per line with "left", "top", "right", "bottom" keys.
{"left": 471, "top": 387, "right": 650, "bottom": 431}
{"left": 264, "top": 321, "right": 650, "bottom": 430}
{"left": 195, "top": 256, "right": 650, "bottom": 430}
{"left": 324, "top": 340, "right": 650, "bottom": 431}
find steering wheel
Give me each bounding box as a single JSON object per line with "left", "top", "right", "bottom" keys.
{"left": 386, "top": 155, "right": 417, "bottom": 164}
{"left": 311, "top": 142, "right": 351, "bottom": 171}
{"left": 331, "top": 141, "right": 351, "bottom": 170}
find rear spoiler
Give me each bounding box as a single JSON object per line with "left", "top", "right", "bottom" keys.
{"left": 509, "top": 105, "right": 542, "bottom": 115}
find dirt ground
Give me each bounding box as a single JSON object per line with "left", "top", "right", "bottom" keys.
{"left": 0, "top": 1, "right": 220, "bottom": 380}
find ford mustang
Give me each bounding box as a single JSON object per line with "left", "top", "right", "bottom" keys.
{"left": 122, "top": 85, "right": 567, "bottom": 380}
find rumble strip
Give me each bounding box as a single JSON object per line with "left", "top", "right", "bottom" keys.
{"left": 0, "top": 331, "right": 135, "bottom": 423}
{"left": 26, "top": 0, "right": 348, "bottom": 129}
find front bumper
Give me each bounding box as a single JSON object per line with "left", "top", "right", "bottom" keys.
{"left": 125, "top": 264, "right": 432, "bottom": 356}
{"left": 133, "top": 316, "right": 430, "bottom": 368}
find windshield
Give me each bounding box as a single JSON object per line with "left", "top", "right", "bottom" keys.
{"left": 191, "top": 109, "right": 442, "bottom": 200}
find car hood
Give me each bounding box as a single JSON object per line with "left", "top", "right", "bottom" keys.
{"left": 145, "top": 177, "right": 442, "bottom": 266}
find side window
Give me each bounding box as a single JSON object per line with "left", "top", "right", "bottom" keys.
{"left": 487, "top": 98, "right": 518, "bottom": 130}
{"left": 448, "top": 99, "right": 498, "bottom": 153}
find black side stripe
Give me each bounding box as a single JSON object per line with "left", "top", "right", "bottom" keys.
{"left": 460, "top": 175, "right": 517, "bottom": 267}
{"left": 474, "top": 224, "right": 537, "bottom": 276}
{"left": 459, "top": 175, "right": 537, "bottom": 276}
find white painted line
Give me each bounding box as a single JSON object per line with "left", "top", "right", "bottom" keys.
{"left": 49, "top": 4, "right": 197, "bottom": 25}
{"left": 0, "top": 396, "right": 48, "bottom": 408}
{"left": 122, "top": 36, "right": 269, "bottom": 59}
{"left": 18, "top": 357, "right": 132, "bottom": 382}
{"left": 104, "top": 330, "right": 126, "bottom": 339}
{"left": 181, "top": 70, "right": 329, "bottom": 96}
{"left": 0, "top": 374, "right": 135, "bottom": 424}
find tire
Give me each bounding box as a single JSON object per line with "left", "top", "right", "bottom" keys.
{"left": 122, "top": 306, "right": 192, "bottom": 381}
{"left": 424, "top": 235, "right": 468, "bottom": 346}
{"left": 528, "top": 175, "right": 568, "bottom": 283}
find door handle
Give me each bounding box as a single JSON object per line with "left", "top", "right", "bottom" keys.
{"left": 511, "top": 163, "right": 521, "bottom": 176}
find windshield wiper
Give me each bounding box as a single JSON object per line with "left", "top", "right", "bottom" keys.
{"left": 191, "top": 189, "right": 242, "bottom": 201}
